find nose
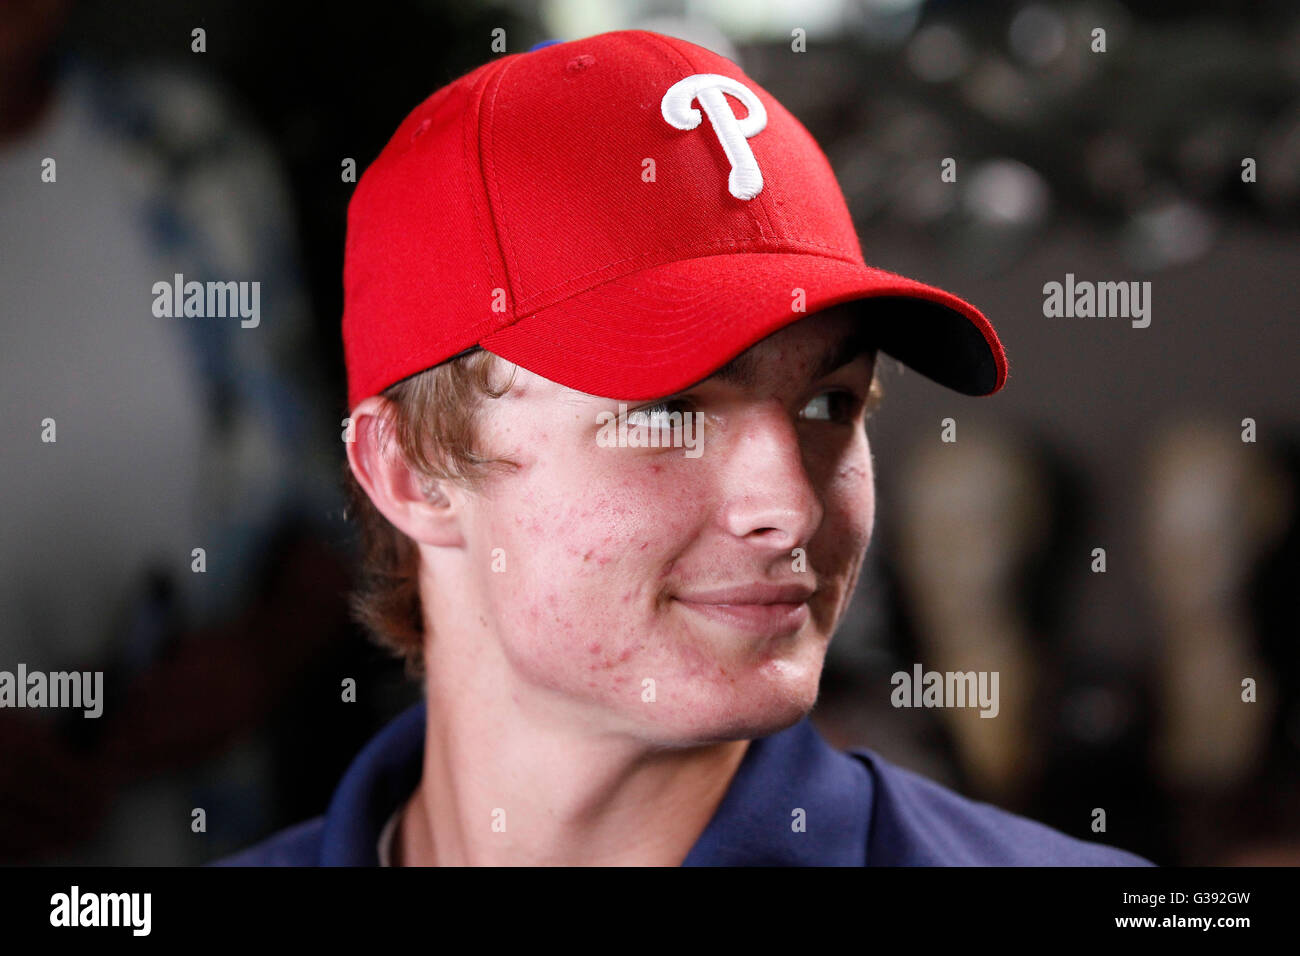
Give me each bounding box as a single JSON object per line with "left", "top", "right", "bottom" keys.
{"left": 719, "top": 401, "right": 824, "bottom": 553}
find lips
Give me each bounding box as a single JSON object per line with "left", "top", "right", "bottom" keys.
{"left": 673, "top": 582, "right": 815, "bottom": 636}
{"left": 675, "top": 583, "right": 815, "bottom": 605}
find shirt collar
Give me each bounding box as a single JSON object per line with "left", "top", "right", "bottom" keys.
{"left": 320, "top": 699, "right": 873, "bottom": 865}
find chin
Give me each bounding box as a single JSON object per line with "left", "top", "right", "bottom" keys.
{"left": 721, "top": 641, "right": 826, "bottom": 732}
{"left": 653, "top": 668, "right": 821, "bottom": 746}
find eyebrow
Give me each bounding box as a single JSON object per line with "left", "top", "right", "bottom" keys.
{"left": 710, "top": 326, "right": 875, "bottom": 389}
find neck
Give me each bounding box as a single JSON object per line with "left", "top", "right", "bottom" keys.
{"left": 396, "top": 638, "right": 749, "bottom": 867}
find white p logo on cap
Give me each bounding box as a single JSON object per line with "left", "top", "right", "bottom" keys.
{"left": 661, "top": 74, "right": 768, "bottom": 200}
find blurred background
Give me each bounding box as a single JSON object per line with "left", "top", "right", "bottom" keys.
{"left": 1, "top": 0, "right": 1297, "bottom": 866}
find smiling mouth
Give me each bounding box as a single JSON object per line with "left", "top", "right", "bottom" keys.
{"left": 673, "top": 598, "right": 811, "bottom": 636}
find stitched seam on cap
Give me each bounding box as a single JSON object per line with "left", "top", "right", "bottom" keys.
{"left": 749, "top": 94, "right": 784, "bottom": 240}
{"left": 484, "top": 50, "right": 537, "bottom": 327}
{"left": 462, "top": 55, "right": 512, "bottom": 335}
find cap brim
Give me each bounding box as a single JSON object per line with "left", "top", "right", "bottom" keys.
{"left": 480, "top": 252, "right": 1006, "bottom": 400}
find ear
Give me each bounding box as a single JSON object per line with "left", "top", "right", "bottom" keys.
{"left": 345, "top": 396, "right": 466, "bottom": 548}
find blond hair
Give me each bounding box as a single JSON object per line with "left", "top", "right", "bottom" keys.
{"left": 342, "top": 348, "right": 517, "bottom": 679}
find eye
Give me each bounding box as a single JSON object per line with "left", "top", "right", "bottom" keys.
{"left": 624, "top": 398, "right": 695, "bottom": 432}
{"left": 799, "top": 389, "right": 863, "bottom": 423}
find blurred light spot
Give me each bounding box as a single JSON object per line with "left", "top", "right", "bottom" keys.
{"left": 844, "top": 0, "right": 924, "bottom": 47}
{"left": 961, "top": 56, "right": 1037, "bottom": 124}
{"left": 689, "top": 0, "right": 851, "bottom": 41}
{"left": 891, "top": 162, "right": 958, "bottom": 223}
{"left": 906, "top": 23, "right": 971, "bottom": 82}
{"left": 1084, "top": 131, "right": 1146, "bottom": 206}
{"left": 539, "top": 0, "right": 625, "bottom": 39}
{"left": 962, "top": 159, "right": 1050, "bottom": 227}
{"left": 1122, "top": 198, "right": 1216, "bottom": 270}
{"left": 866, "top": 0, "right": 922, "bottom": 11}
{"left": 1008, "top": 5, "right": 1068, "bottom": 68}
{"left": 1258, "top": 105, "right": 1300, "bottom": 209}
{"left": 877, "top": 108, "right": 952, "bottom": 154}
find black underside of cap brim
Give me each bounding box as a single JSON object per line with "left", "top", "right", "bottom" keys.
{"left": 852, "top": 295, "right": 999, "bottom": 396}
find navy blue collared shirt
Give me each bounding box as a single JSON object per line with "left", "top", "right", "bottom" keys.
{"left": 212, "top": 700, "right": 1154, "bottom": 866}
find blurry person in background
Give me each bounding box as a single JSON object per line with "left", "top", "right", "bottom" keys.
{"left": 890, "top": 428, "right": 1164, "bottom": 861}
{"left": 892, "top": 428, "right": 1049, "bottom": 811}
{"left": 1143, "top": 419, "right": 1300, "bottom": 864}
{"left": 1233, "top": 432, "right": 1300, "bottom": 864}
{"left": 0, "top": 0, "right": 352, "bottom": 863}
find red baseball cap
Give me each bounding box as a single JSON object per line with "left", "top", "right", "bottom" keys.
{"left": 342, "top": 29, "right": 1007, "bottom": 410}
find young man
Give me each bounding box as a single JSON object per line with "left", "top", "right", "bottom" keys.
{"left": 216, "top": 30, "right": 1151, "bottom": 865}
